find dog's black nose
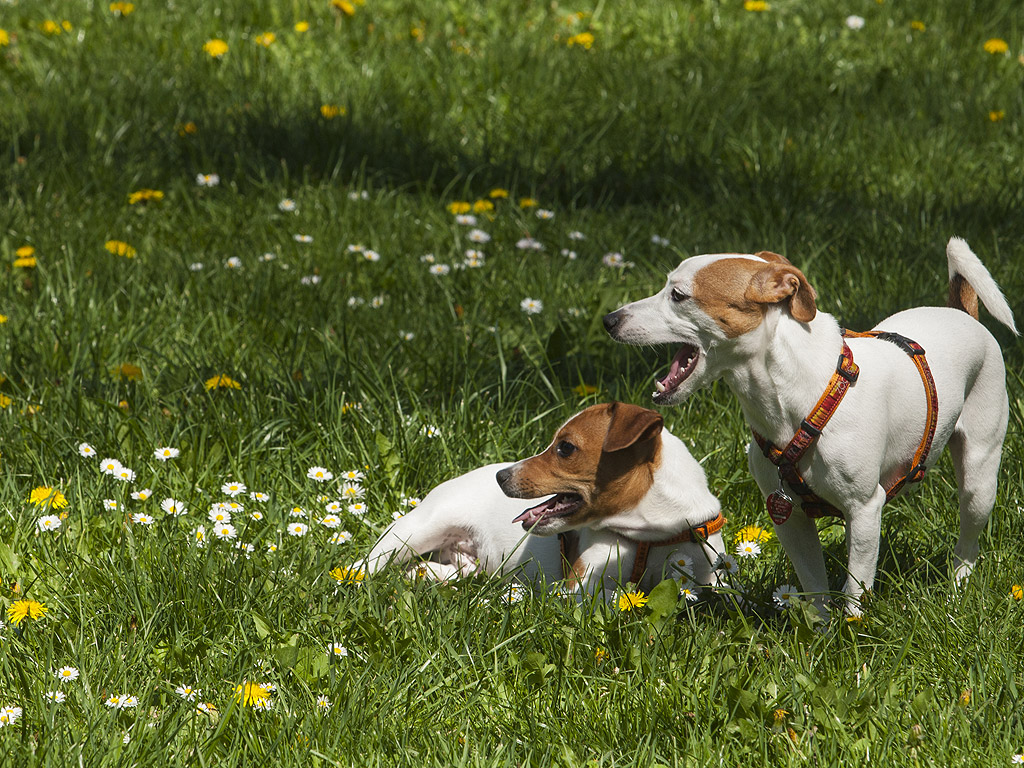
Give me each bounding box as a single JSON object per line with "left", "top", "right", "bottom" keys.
{"left": 495, "top": 467, "right": 512, "bottom": 489}
{"left": 603, "top": 310, "right": 623, "bottom": 334}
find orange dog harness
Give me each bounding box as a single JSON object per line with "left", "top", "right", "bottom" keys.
{"left": 753, "top": 330, "right": 939, "bottom": 524}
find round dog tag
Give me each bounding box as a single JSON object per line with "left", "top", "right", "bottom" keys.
{"left": 766, "top": 489, "right": 793, "bottom": 525}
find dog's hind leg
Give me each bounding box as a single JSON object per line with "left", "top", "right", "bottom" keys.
{"left": 948, "top": 366, "right": 1009, "bottom": 582}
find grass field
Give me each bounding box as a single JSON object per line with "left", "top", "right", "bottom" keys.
{"left": 2, "top": 0, "right": 1024, "bottom": 764}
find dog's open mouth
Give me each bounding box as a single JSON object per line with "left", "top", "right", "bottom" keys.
{"left": 513, "top": 493, "right": 584, "bottom": 529}
{"left": 652, "top": 343, "right": 700, "bottom": 402}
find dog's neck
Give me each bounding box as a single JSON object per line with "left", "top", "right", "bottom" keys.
{"left": 596, "top": 429, "right": 721, "bottom": 541}
{"left": 721, "top": 308, "right": 844, "bottom": 446}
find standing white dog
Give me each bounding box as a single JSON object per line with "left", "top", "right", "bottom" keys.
{"left": 603, "top": 238, "right": 1016, "bottom": 613}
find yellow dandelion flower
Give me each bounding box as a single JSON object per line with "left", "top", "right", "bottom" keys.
{"left": 572, "top": 383, "right": 598, "bottom": 396}
{"left": 489, "top": 188, "right": 509, "bottom": 199}
{"left": 736, "top": 524, "right": 772, "bottom": 544}
{"left": 989, "top": 110, "right": 1006, "bottom": 122}
{"left": 0, "top": 394, "right": 11, "bottom": 409}
{"left": 234, "top": 682, "right": 271, "bottom": 707}
{"left": 472, "top": 199, "right": 494, "bottom": 213}
{"left": 617, "top": 591, "right": 648, "bottom": 611}
{"left": 0, "top": 314, "right": 7, "bottom": 324}
{"left": 0, "top": 29, "right": 10, "bottom": 47}
{"left": 8, "top": 599, "right": 47, "bottom": 626}
{"left": 1011, "top": 584, "right": 1023, "bottom": 600}
{"left": 773, "top": 708, "right": 789, "bottom": 723}
{"left": 320, "top": 104, "right": 346, "bottom": 119}
{"left": 203, "top": 38, "right": 229, "bottom": 58}
{"left": 447, "top": 201, "right": 471, "bottom": 215}
{"left": 177, "top": 121, "right": 198, "bottom": 136}
{"left": 910, "top": 21, "right": 925, "bottom": 32}
{"left": 62, "top": 21, "right": 73, "bottom": 32}
{"left": 109, "top": 2, "right": 135, "bottom": 15}
{"left": 111, "top": 363, "right": 143, "bottom": 381}
{"left": 411, "top": 25, "right": 425, "bottom": 42}
{"left": 744, "top": 1, "right": 769, "bottom": 11}
{"left": 254, "top": 32, "right": 276, "bottom": 47}
{"left": 105, "top": 240, "right": 137, "bottom": 258}
{"left": 294, "top": 21, "right": 310, "bottom": 33}
{"left": 15, "top": 246, "right": 34, "bottom": 258}
{"left": 29, "top": 486, "right": 68, "bottom": 509}
{"left": 518, "top": 197, "right": 538, "bottom": 209}
{"left": 41, "top": 20, "right": 62, "bottom": 35}
{"left": 204, "top": 374, "right": 242, "bottom": 391}
{"left": 329, "top": 566, "right": 366, "bottom": 584}
{"left": 566, "top": 32, "right": 594, "bottom": 49}
{"left": 331, "top": 0, "right": 356, "bottom": 17}
{"left": 983, "top": 38, "right": 1008, "bottom": 54}
{"left": 12, "top": 256, "right": 36, "bottom": 268}
{"left": 128, "top": 189, "right": 164, "bottom": 205}
{"left": 594, "top": 647, "right": 609, "bottom": 663}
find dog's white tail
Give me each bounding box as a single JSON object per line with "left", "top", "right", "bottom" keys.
{"left": 946, "top": 237, "right": 1018, "bottom": 335}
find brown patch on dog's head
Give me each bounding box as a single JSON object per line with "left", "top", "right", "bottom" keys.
{"left": 496, "top": 402, "right": 664, "bottom": 531}
{"left": 691, "top": 256, "right": 817, "bottom": 337}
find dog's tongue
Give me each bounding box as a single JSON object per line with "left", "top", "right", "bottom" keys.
{"left": 513, "top": 496, "right": 560, "bottom": 525}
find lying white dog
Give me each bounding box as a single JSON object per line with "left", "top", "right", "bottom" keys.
{"left": 365, "top": 403, "right": 725, "bottom": 597}
{"left": 604, "top": 238, "right": 1016, "bottom": 613}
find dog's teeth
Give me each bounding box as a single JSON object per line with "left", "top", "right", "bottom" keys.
{"left": 654, "top": 379, "right": 667, "bottom": 393}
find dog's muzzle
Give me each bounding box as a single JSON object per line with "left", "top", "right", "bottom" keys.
{"left": 603, "top": 309, "right": 625, "bottom": 335}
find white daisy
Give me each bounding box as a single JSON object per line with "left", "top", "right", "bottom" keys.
{"left": 37, "top": 515, "right": 62, "bottom": 532}
{"left": 189, "top": 262, "right": 204, "bottom": 271}
{"left": 339, "top": 482, "right": 364, "bottom": 500}
{"left": 259, "top": 252, "right": 277, "bottom": 262}
{"left": 502, "top": 584, "right": 527, "bottom": 604}
{"left": 467, "top": 228, "right": 491, "bottom": 243}
{"left": 196, "top": 173, "right": 220, "bottom": 187}
{"left": 266, "top": 542, "right": 278, "bottom": 554}
{"left": 307, "top": 466, "right": 334, "bottom": 482}
{"left": 175, "top": 685, "right": 200, "bottom": 701}
{"left": 212, "top": 523, "right": 237, "bottom": 540}
{"left": 772, "top": 584, "right": 800, "bottom": 609}
{"left": 287, "top": 522, "right": 309, "bottom": 537}
{"left": 315, "top": 694, "right": 331, "bottom": 713}
{"left": 347, "top": 296, "right": 365, "bottom": 307}
{"left": 454, "top": 214, "right": 477, "bottom": 226}
{"left": 191, "top": 525, "right": 207, "bottom": 547}
{"left": 324, "top": 501, "right": 343, "bottom": 514}
{"left": 115, "top": 466, "right": 136, "bottom": 483}
{"left": 363, "top": 250, "right": 381, "bottom": 262}
{"left": 131, "top": 488, "right": 152, "bottom": 501}
{"left": 221, "top": 481, "right": 246, "bottom": 497}
{"left": 121, "top": 695, "right": 138, "bottom": 708}
{"left": 419, "top": 253, "right": 436, "bottom": 263}
{"left": 289, "top": 506, "right": 307, "bottom": 518}
{"left": 392, "top": 511, "right": 404, "bottom": 521}
{"left": 399, "top": 330, "right": 415, "bottom": 341}
{"left": 78, "top": 442, "right": 97, "bottom": 458}
{"left": 429, "top": 263, "right": 450, "bottom": 276}
{"left": 225, "top": 256, "right": 242, "bottom": 269}
{"left": 348, "top": 190, "right": 369, "bottom": 200}
{"left": 0, "top": 706, "right": 23, "bottom": 726}
{"left": 845, "top": 15, "right": 865, "bottom": 30}
{"left": 293, "top": 233, "right": 313, "bottom": 243}
{"left": 673, "top": 554, "right": 695, "bottom": 575}
{"left": 515, "top": 237, "right": 543, "bottom": 251}
{"left": 320, "top": 515, "right": 341, "bottom": 529}
{"left": 55, "top": 666, "right": 79, "bottom": 682}
{"left": 651, "top": 234, "right": 670, "bottom": 246}
{"left": 278, "top": 198, "right": 297, "bottom": 212}
{"left": 715, "top": 553, "right": 739, "bottom": 575}
{"left": 347, "top": 502, "right": 368, "bottom": 516}
{"left": 735, "top": 540, "right": 762, "bottom": 558}
{"left": 300, "top": 274, "right": 321, "bottom": 286}
{"left": 250, "top": 492, "right": 269, "bottom": 502}
{"left": 346, "top": 243, "right": 366, "bottom": 253}
{"left": 520, "top": 297, "right": 543, "bottom": 315}
{"left": 370, "top": 294, "right": 386, "bottom": 308}
{"left": 560, "top": 249, "right": 578, "bottom": 260}
{"left": 160, "top": 498, "right": 187, "bottom": 517}
{"left": 154, "top": 446, "right": 179, "bottom": 461}
{"left": 45, "top": 690, "right": 66, "bottom": 704}
{"left": 568, "top": 230, "right": 586, "bottom": 240}
{"left": 105, "top": 694, "right": 124, "bottom": 709}
{"left": 132, "top": 512, "right": 155, "bottom": 525}
{"left": 103, "top": 499, "right": 118, "bottom": 511}
{"left": 535, "top": 209, "right": 554, "bottom": 220}
{"left": 234, "top": 541, "right": 255, "bottom": 558}
{"left": 422, "top": 425, "right": 441, "bottom": 438}
{"left": 402, "top": 496, "right": 421, "bottom": 508}
{"left": 329, "top": 530, "right": 353, "bottom": 544}
{"left": 328, "top": 643, "right": 348, "bottom": 658}
{"left": 602, "top": 252, "right": 625, "bottom": 268}
{"left": 99, "top": 458, "right": 123, "bottom": 475}
{"left": 208, "top": 507, "right": 232, "bottom": 525}
{"left": 680, "top": 586, "right": 702, "bottom": 602}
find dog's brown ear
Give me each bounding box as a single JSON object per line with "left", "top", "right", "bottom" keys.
{"left": 602, "top": 402, "right": 664, "bottom": 453}
{"left": 745, "top": 262, "right": 817, "bottom": 323}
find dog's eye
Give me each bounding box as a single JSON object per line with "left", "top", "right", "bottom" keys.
{"left": 555, "top": 441, "right": 577, "bottom": 458}
{"left": 670, "top": 287, "right": 690, "bottom": 303}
